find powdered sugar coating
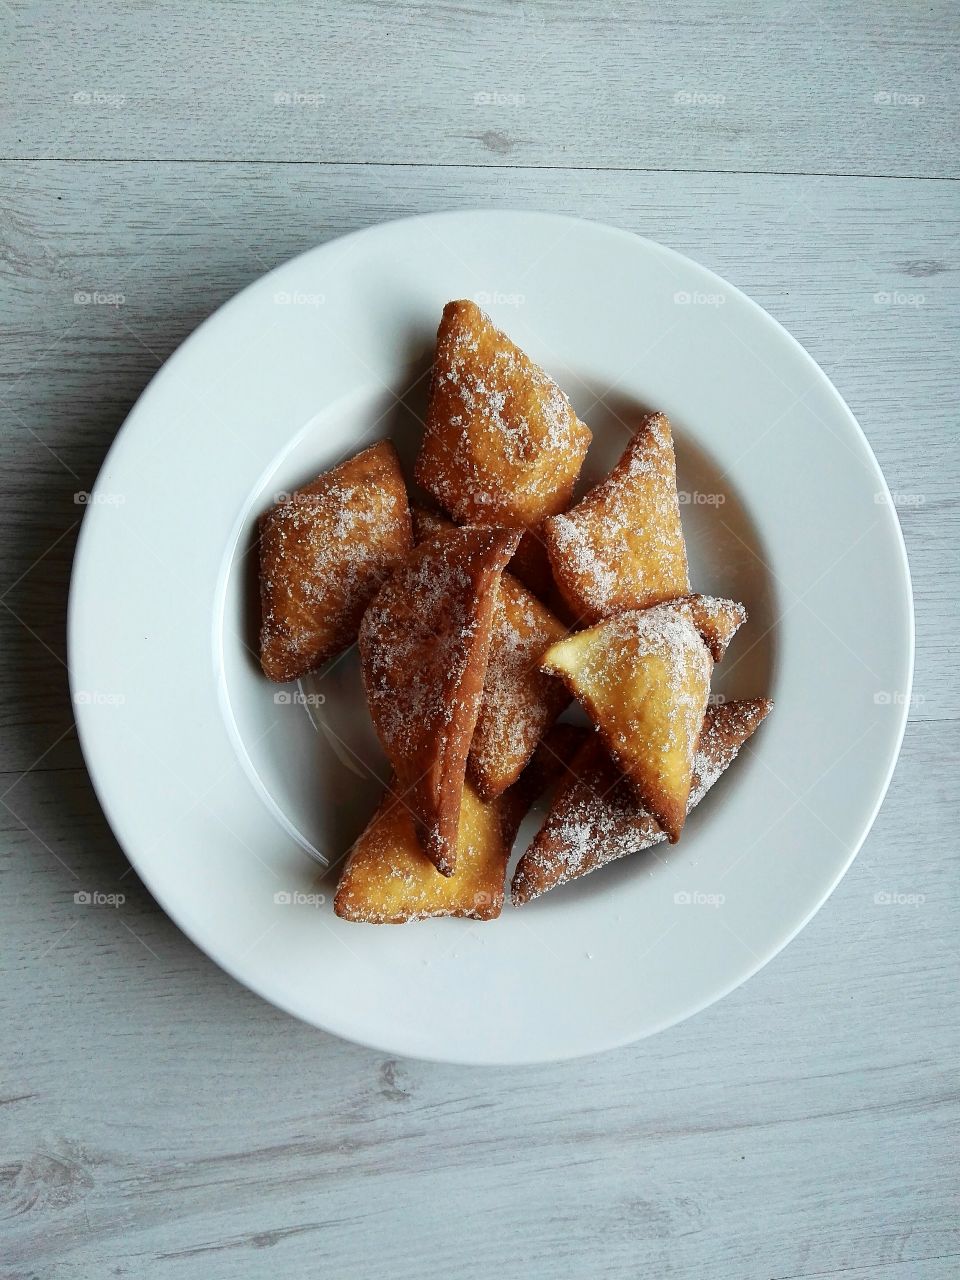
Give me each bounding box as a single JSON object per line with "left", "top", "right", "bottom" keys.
{"left": 361, "top": 549, "right": 474, "bottom": 759}
{"left": 358, "top": 524, "right": 519, "bottom": 872}
{"left": 415, "top": 300, "right": 592, "bottom": 529}
{"left": 541, "top": 602, "right": 713, "bottom": 842}
{"left": 334, "top": 780, "right": 508, "bottom": 924}
{"left": 546, "top": 603, "right": 712, "bottom": 754}
{"left": 511, "top": 698, "right": 773, "bottom": 904}
{"left": 259, "top": 440, "right": 412, "bottom": 681}
{"left": 468, "top": 575, "right": 569, "bottom": 799}
{"left": 412, "top": 507, "right": 571, "bottom": 800}
{"left": 546, "top": 412, "right": 689, "bottom": 623}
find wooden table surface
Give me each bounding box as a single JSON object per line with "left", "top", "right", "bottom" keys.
{"left": 2, "top": 4, "right": 958, "bottom": 1277}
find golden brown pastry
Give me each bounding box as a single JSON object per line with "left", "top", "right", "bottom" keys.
{"left": 334, "top": 778, "right": 509, "bottom": 923}
{"left": 414, "top": 299, "right": 592, "bottom": 541}
{"left": 540, "top": 601, "right": 713, "bottom": 843}
{"left": 512, "top": 698, "right": 773, "bottom": 904}
{"left": 669, "top": 593, "right": 747, "bottom": 663}
{"left": 545, "top": 412, "right": 689, "bottom": 623}
{"left": 468, "top": 574, "right": 570, "bottom": 800}
{"left": 358, "top": 525, "right": 519, "bottom": 875}
{"left": 259, "top": 440, "right": 412, "bottom": 682}
{"left": 334, "top": 723, "right": 590, "bottom": 924}
{"left": 410, "top": 504, "right": 571, "bottom": 801}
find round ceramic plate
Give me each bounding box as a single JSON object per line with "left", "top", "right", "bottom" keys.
{"left": 69, "top": 211, "right": 913, "bottom": 1065}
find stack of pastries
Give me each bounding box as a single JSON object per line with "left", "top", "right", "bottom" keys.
{"left": 258, "top": 300, "right": 772, "bottom": 923}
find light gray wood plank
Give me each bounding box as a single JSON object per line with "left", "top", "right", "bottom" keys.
{"left": 1, "top": 159, "right": 957, "bottom": 1277}
{"left": 2, "top": 0, "right": 958, "bottom": 178}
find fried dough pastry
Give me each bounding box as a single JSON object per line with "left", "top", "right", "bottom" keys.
{"left": 511, "top": 698, "right": 773, "bottom": 904}
{"left": 469, "top": 574, "right": 570, "bottom": 801}
{"left": 411, "top": 504, "right": 571, "bottom": 800}
{"left": 413, "top": 497, "right": 554, "bottom": 601}
{"left": 259, "top": 440, "right": 412, "bottom": 682}
{"left": 670, "top": 593, "right": 747, "bottom": 663}
{"left": 334, "top": 724, "right": 590, "bottom": 924}
{"left": 541, "top": 602, "right": 713, "bottom": 843}
{"left": 545, "top": 412, "right": 689, "bottom": 623}
{"left": 415, "top": 299, "right": 592, "bottom": 536}
{"left": 334, "top": 778, "right": 509, "bottom": 923}
{"left": 358, "top": 525, "right": 520, "bottom": 875}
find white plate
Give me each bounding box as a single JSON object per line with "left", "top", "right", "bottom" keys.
{"left": 69, "top": 212, "right": 913, "bottom": 1065}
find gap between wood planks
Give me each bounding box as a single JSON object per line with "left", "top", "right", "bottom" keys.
{"left": 3, "top": 156, "right": 958, "bottom": 181}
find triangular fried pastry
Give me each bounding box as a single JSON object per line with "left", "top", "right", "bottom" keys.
{"left": 333, "top": 724, "right": 590, "bottom": 924}
{"left": 540, "top": 603, "right": 713, "bottom": 843}
{"left": 669, "top": 593, "right": 747, "bottom": 663}
{"left": 469, "top": 574, "right": 570, "bottom": 801}
{"left": 415, "top": 299, "right": 592, "bottom": 534}
{"left": 511, "top": 698, "right": 773, "bottom": 904}
{"left": 259, "top": 440, "right": 412, "bottom": 681}
{"left": 334, "top": 778, "right": 509, "bottom": 924}
{"left": 411, "top": 504, "right": 572, "bottom": 801}
{"left": 359, "top": 525, "right": 520, "bottom": 875}
{"left": 545, "top": 412, "right": 689, "bottom": 624}
{"left": 414, "top": 499, "right": 554, "bottom": 603}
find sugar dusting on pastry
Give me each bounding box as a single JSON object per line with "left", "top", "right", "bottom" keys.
{"left": 511, "top": 698, "right": 773, "bottom": 904}
{"left": 415, "top": 299, "right": 592, "bottom": 529}
{"left": 358, "top": 524, "right": 519, "bottom": 873}
{"left": 541, "top": 602, "right": 713, "bottom": 843}
{"left": 259, "top": 440, "right": 412, "bottom": 682}
{"left": 545, "top": 412, "right": 690, "bottom": 623}
{"left": 549, "top": 603, "right": 711, "bottom": 756}
{"left": 468, "top": 575, "right": 569, "bottom": 799}
{"left": 360, "top": 545, "right": 478, "bottom": 758}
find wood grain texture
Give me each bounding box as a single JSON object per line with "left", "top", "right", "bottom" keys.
{"left": 1, "top": 4, "right": 959, "bottom": 1277}
{"left": 1, "top": 0, "right": 959, "bottom": 178}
